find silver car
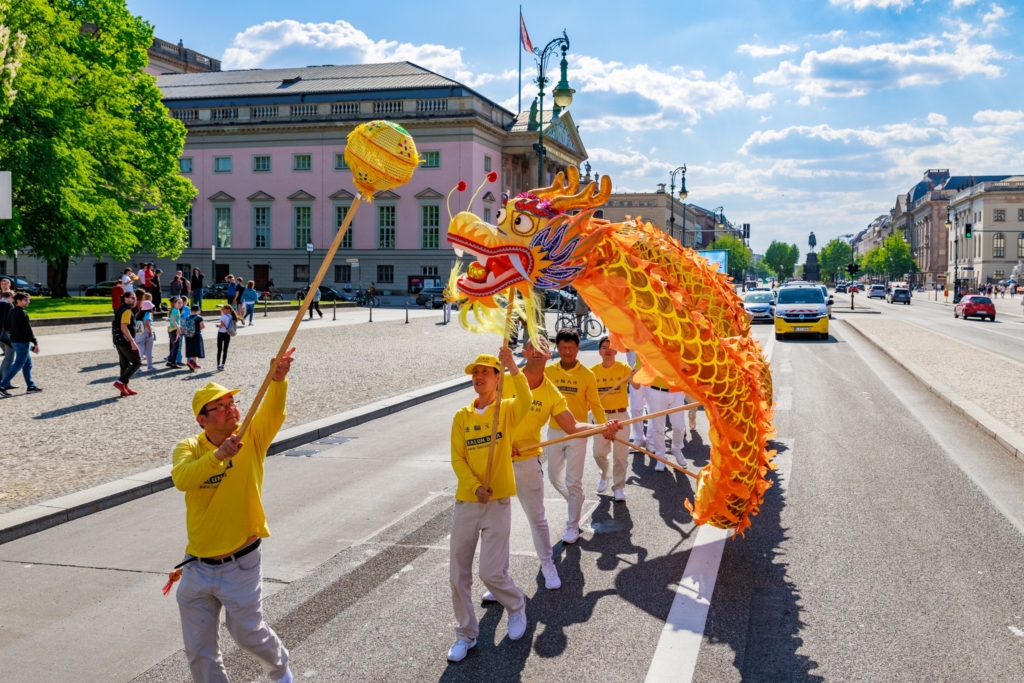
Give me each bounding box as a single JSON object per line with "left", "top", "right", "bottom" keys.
{"left": 743, "top": 291, "right": 775, "bottom": 322}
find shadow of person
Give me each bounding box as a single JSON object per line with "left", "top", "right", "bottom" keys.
{"left": 581, "top": 496, "right": 648, "bottom": 572}
{"left": 437, "top": 594, "right": 537, "bottom": 682}
{"left": 34, "top": 397, "right": 120, "bottom": 419}
{"left": 626, "top": 451, "right": 694, "bottom": 538}
{"left": 683, "top": 429, "right": 710, "bottom": 469}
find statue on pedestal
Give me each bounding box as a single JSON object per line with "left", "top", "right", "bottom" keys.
{"left": 808, "top": 231, "right": 817, "bottom": 253}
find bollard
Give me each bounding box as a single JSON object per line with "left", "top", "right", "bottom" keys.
{"left": 264, "top": 295, "right": 268, "bottom": 317}
{"left": 333, "top": 297, "right": 337, "bottom": 321}
{"left": 850, "top": 292, "right": 855, "bottom": 311}
{"left": 369, "top": 298, "right": 373, "bottom": 323}
{"left": 405, "top": 297, "right": 409, "bottom": 323}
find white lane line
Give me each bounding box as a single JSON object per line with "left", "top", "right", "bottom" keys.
{"left": 645, "top": 333, "right": 777, "bottom": 683}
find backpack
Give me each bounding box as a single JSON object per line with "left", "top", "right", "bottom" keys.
{"left": 112, "top": 305, "right": 135, "bottom": 346}
{"left": 226, "top": 315, "right": 237, "bottom": 337}
{"left": 182, "top": 315, "right": 198, "bottom": 338}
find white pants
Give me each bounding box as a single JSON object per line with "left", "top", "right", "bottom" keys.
{"left": 135, "top": 333, "right": 154, "bottom": 370}
{"left": 176, "top": 545, "right": 291, "bottom": 683}
{"left": 512, "top": 457, "right": 553, "bottom": 564}
{"left": 450, "top": 498, "right": 524, "bottom": 641}
{"left": 628, "top": 383, "right": 648, "bottom": 443}
{"left": 544, "top": 427, "right": 588, "bottom": 533}
{"left": 593, "top": 420, "right": 629, "bottom": 490}
{"left": 644, "top": 388, "right": 686, "bottom": 458}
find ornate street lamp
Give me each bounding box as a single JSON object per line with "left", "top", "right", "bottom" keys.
{"left": 946, "top": 211, "right": 960, "bottom": 302}
{"left": 531, "top": 31, "right": 572, "bottom": 187}
{"left": 667, "top": 165, "right": 687, "bottom": 246}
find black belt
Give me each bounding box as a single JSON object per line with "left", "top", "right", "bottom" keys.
{"left": 606, "top": 408, "right": 628, "bottom": 413}
{"left": 650, "top": 386, "right": 671, "bottom": 392}
{"left": 174, "top": 539, "right": 261, "bottom": 570}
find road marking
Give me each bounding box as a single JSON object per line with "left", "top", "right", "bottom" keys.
{"left": 775, "top": 386, "right": 792, "bottom": 411}
{"left": 645, "top": 335, "right": 778, "bottom": 682}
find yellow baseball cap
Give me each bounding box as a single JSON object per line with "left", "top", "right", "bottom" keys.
{"left": 192, "top": 382, "right": 241, "bottom": 416}
{"left": 464, "top": 354, "right": 502, "bottom": 375}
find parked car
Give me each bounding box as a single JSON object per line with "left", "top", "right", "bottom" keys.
{"left": 416, "top": 286, "right": 447, "bottom": 309}
{"left": 954, "top": 294, "right": 995, "bottom": 321}
{"left": 742, "top": 291, "right": 775, "bottom": 323}
{"left": 868, "top": 284, "right": 886, "bottom": 299}
{"left": 1, "top": 276, "right": 48, "bottom": 296}
{"left": 836, "top": 283, "right": 848, "bottom": 293}
{"left": 887, "top": 288, "right": 911, "bottom": 304}
{"left": 296, "top": 285, "right": 353, "bottom": 302}
{"left": 84, "top": 280, "right": 118, "bottom": 297}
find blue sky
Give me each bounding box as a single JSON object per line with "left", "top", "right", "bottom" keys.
{"left": 129, "top": 0, "right": 1024, "bottom": 254}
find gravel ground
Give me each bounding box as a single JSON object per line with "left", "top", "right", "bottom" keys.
{"left": 0, "top": 317, "right": 498, "bottom": 514}
{"left": 851, "top": 318, "right": 1024, "bottom": 436}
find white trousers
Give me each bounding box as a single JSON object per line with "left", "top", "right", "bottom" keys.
{"left": 592, "top": 421, "right": 629, "bottom": 490}
{"left": 512, "top": 457, "right": 553, "bottom": 564}
{"left": 644, "top": 388, "right": 686, "bottom": 458}
{"left": 544, "top": 427, "right": 588, "bottom": 533}
{"left": 628, "top": 383, "right": 648, "bottom": 443}
{"left": 176, "top": 545, "right": 291, "bottom": 683}
{"left": 135, "top": 334, "right": 154, "bottom": 370}
{"left": 450, "top": 498, "right": 525, "bottom": 641}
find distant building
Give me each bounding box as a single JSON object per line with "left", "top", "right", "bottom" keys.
{"left": 947, "top": 176, "right": 1024, "bottom": 289}
{"left": 595, "top": 183, "right": 741, "bottom": 249}
{"left": 146, "top": 38, "right": 221, "bottom": 76}
{"left": 852, "top": 215, "right": 890, "bottom": 257}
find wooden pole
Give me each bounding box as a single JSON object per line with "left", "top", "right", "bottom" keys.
{"left": 614, "top": 436, "right": 698, "bottom": 479}
{"left": 235, "top": 196, "right": 363, "bottom": 439}
{"left": 482, "top": 289, "right": 517, "bottom": 491}
{"left": 534, "top": 401, "right": 700, "bottom": 449}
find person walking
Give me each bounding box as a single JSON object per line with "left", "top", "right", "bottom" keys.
{"left": 149, "top": 268, "right": 163, "bottom": 312}
{"left": 166, "top": 297, "right": 184, "bottom": 369}
{"left": 170, "top": 274, "right": 183, "bottom": 300}
{"left": 308, "top": 285, "right": 322, "bottom": 320}
{"left": 241, "top": 280, "right": 259, "bottom": 326}
{"left": 232, "top": 276, "right": 246, "bottom": 322}
{"left": 591, "top": 338, "right": 633, "bottom": 502}
{"left": 184, "top": 304, "right": 206, "bottom": 372}
{"left": 0, "top": 292, "right": 41, "bottom": 396}
{"left": 168, "top": 350, "right": 296, "bottom": 683}
{"left": 447, "top": 349, "right": 531, "bottom": 663}
{"left": 111, "top": 278, "right": 125, "bottom": 312}
{"left": 121, "top": 268, "right": 136, "bottom": 294}
{"left": 112, "top": 291, "right": 141, "bottom": 397}
{"left": 0, "top": 290, "right": 15, "bottom": 387}
{"left": 625, "top": 350, "right": 649, "bottom": 447}
{"left": 637, "top": 357, "right": 688, "bottom": 471}
{"left": 191, "top": 268, "right": 204, "bottom": 308}
{"left": 135, "top": 297, "right": 157, "bottom": 372}
{"left": 0, "top": 277, "right": 10, "bottom": 296}
{"left": 216, "top": 305, "right": 237, "bottom": 371}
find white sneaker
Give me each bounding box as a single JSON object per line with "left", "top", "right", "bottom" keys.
{"left": 645, "top": 441, "right": 656, "bottom": 453}
{"left": 596, "top": 478, "right": 610, "bottom": 493}
{"left": 481, "top": 589, "right": 496, "bottom": 602}
{"left": 447, "top": 638, "right": 477, "bottom": 662}
{"left": 507, "top": 609, "right": 527, "bottom": 640}
{"left": 562, "top": 527, "right": 580, "bottom": 544}
{"left": 613, "top": 488, "right": 626, "bottom": 502}
{"left": 674, "top": 453, "right": 687, "bottom": 468}
{"left": 541, "top": 562, "right": 561, "bottom": 590}
{"left": 654, "top": 460, "right": 666, "bottom": 472}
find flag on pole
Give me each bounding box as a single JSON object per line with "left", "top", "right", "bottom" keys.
{"left": 520, "top": 12, "right": 534, "bottom": 53}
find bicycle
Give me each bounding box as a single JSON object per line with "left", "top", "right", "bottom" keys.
{"left": 554, "top": 311, "right": 604, "bottom": 339}
{"left": 356, "top": 291, "right": 380, "bottom": 308}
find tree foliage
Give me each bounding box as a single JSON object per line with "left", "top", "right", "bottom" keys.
{"left": 0, "top": 0, "right": 195, "bottom": 296}
{"left": 855, "top": 232, "right": 918, "bottom": 280}
{"left": 763, "top": 240, "right": 800, "bottom": 279}
{"left": 818, "top": 238, "right": 853, "bottom": 282}
{"left": 707, "top": 233, "right": 752, "bottom": 280}
{"left": 0, "top": 0, "right": 26, "bottom": 119}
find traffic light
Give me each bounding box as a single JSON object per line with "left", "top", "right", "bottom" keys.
{"left": 964, "top": 223, "right": 973, "bottom": 239}
{"left": 846, "top": 262, "right": 860, "bottom": 276}
{"left": 743, "top": 223, "right": 750, "bottom": 239}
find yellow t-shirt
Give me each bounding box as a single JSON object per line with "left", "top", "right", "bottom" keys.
{"left": 591, "top": 360, "right": 631, "bottom": 411}
{"left": 451, "top": 371, "right": 531, "bottom": 501}
{"left": 545, "top": 361, "right": 607, "bottom": 428}
{"left": 502, "top": 373, "right": 568, "bottom": 460}
{"left": 171, "top": 379, "right": 288, "bottom": 558}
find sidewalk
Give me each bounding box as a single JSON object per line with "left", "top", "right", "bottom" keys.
{"left": 903, "top": 291, "right": 1024, "bottom": 319}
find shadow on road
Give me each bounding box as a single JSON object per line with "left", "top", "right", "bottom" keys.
{"left": 34, "top": 397, "right": 120, "bottom": 419}
{"left": 78, "top": 361, "right": 119, "bottom": 373}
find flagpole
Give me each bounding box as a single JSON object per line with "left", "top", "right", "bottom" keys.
{"left": 518, "top": 5, "right": 522, "bottom": 114}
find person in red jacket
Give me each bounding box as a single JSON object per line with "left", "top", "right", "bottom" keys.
{"left": 111, "top": 280, "right": 125, "bottom": 311}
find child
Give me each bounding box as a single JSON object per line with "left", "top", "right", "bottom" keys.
{"left": 166, "top": 297, "right": 184, "bottom": 369}
{"left": 216, "top": 304, "right": 237, "bottom": 371}
{"left": 184, "top": 304, "right": 205, "bottom": 372}
{"left": 135, "top": 297, "right": 156, "bottom": 372}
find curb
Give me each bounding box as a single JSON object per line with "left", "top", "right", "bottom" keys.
{"left": 30, "top": 302, "right": 348, "bottom": 328}
{"left": 0, "top": 374, "right": 474, "bottom": 545}
{"left": 842, "top": 319, "right": 1024, "bottom": 464}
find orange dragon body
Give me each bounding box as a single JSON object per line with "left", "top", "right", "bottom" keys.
{"left": 446, "top": 168, "right": 775, "bottom": 534}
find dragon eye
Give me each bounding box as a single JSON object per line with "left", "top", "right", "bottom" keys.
{"left": 512, "top": 213, "right": 535, "bottom": 236}
{"left": 495, "top": 208, "right": 507, "bottom": 225}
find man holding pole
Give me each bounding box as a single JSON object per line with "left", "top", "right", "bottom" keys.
{"left": 448, "top": 347, "right": 531, "bottom": 662}
{"left": 169, "top": 349, "right": 295, "bottom": 683}
{"left": 591, "top": 338, "right": 633, "bottom": 502}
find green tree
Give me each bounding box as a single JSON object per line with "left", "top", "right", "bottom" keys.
{"left": 751, "top": 258, "right": 772, "bottom": 280}
{"left": 763, "top": 240, "right": 800, "bottom": 279}
{"left": 0, "top": 0, "right": 26, "bottom": 119}
{"left": 882, "top": 231, "right": 916, "bottom": 280}
{"left": 707, "top": 233, "right": 752, "bottom": 281}
{"left": 0, "top": 0, "right": 195, "bottom": 296}
{"left": 818, "top": 238, "right": 853, "bottom": 282}
{"left": 858, "top": 246, "right": 885, "bottom": 277}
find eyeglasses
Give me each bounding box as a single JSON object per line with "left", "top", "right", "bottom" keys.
{"left": 200, "top": 399, "right": 238, "bottom": 415}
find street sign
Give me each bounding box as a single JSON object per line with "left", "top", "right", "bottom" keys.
{"left": 697, "top": 249, "right": 728, "bottom": 274}
{"left": 345, "top": 258, "right": 359, "bottom": 263}
{"left": 306, "top": 242, "right": 314, "bottom": 253}
{"left": 0, "top": 171, "right": 11, "bottom": 220}
{"left": 351, "top": 262, "right": 360, "bottom": 268}
{"left": 961, "top": 266, "right": 975, "bottom": 271}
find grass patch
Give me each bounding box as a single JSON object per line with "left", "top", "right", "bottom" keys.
{"left": 21, "top": 297, "right": 117, "bottom": 318}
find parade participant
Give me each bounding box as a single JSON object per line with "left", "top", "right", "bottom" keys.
{"left": 626, "top": 350, "right": 649, "bottom": 447}
{"left": 170, "top": 350, "right": 295, "bottom": 683}
{"left": 112, "top": 290, "right": 141, "bottom": 397}
{"left": 544, "top": 328, "right": 607, "bottom": 544}
{"left": 591, "top": 338, "right": 633, "bottom": 502}
{"left": 634, "top": 357, "right": 688, "bottom": 470}
{"left": 448, "top": 348, "right": 531, "bottom": 662}
{"left": 135, "top": 297, "right": 156, "bottom": 373}
{"left": 0, "top": 292, "right": 41, "bottom": 396}
{"left": 111, "top": 278, "right": 125, "bottom": 312}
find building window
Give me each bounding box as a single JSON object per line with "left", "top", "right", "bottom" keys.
{"left": 215, "top": 206, "right": 232, "bottom": 247}
{"left": 378, "top": 205, "right": 396, "bottom": 249}
{"left": 293, "top": 154, "right": 312, "bottom": 171}
{"left": 994, "top": 209, "right": 1006, "bottom": 222}
{"left": 334, "top": 153, "right": 349, "bottom": 170}
{"left": 594, "top": 210, "right": 604, "bottom": 219}
{"left": 253, "top": 155, "right": 271, "bottom": 172}
{"left": 294, "top": 205, "right": 312, "bottom": 248}
{"left": 183, "top": 206, "right": 193, "bottom": 248}
{"left": 421, "top": 204, "right": 440, "bottom": 249}
{"left": 377, "top": 265, "right": 394, "bottom": 283}
{"left": 1019, "top": 233, "right": 1024, "bottom": 258}
{"left": 213, "top": 156, "right": 232, "bottom": 173}
{"left": 484, "top": 155, "right": 492, "bottom": 173}
{"left": 335, "top": 205, "right": 353, "bottom": 249}
{"left": 483, "top": 207, "right": 492, "bottom": 224}
{"left": 422, "top": 266, "right": 438, "bottom": 277}
{"left": 420, "top": 151, "right": 440, "bottom": 168}
{"left": 993, "top": 233, "right": 1005, "bottom": 258}
{"left": 253, "top": 206, "right": 271, "bottom": 249}
{"left": 334, "top": 264, "right": 352, "bottom": 283}
{"left": 293, "top": 264, "right": 309, "bottom": 283}
{"left": 179, "top": 158, "right": 193, "bottom": 174}
{"left": 994, "top": 270, "right": 1004, "bottom": 279}
{"left": 1018, "top": 209, "right": 1024, "bottom": 222}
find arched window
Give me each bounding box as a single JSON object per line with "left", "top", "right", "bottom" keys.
{"left": 1019, "top": 233, "right": 1024, "bottom": 259}
{"left": 993, "top": 233, "right": 1005, "bottom": 258}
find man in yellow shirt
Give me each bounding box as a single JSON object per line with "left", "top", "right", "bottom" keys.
{"left": 591, "top": 337, "right": 634, "bottom": 502}
{"left": 632, "top": 355, "right": 689, "bottom": 471}
{"left": 170, "top": 349, "right": 295, "bottom": 683}
{"left": 544, "top": 329, "right": 607, "bottom": 544}
{"left": 448, "top": 348, "right": 532, "bottom": 662}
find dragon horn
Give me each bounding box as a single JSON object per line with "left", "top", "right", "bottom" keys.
{"left": 548, "top": 173, "right": 612, "bottom": 211}
{"left": 530, "top": 165, "right": 580, "bottom": 199}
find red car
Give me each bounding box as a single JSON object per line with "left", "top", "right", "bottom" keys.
{"left": 954, "top": 295, "right": 996, "bottom": 321}
{"left": 847, "top": 283, "right": 860, "bottom": 293}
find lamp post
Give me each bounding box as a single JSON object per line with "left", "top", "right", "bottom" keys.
{"left": 667, "top": 165, "right": 688, "bottom": 246}
{"left": 530, "top": 31, "right": 573, "bottom": 187}
{"left": 946, "top": 211, "right": 959, "bottom": 303}
{"left": 306, "top": 242, "right": 314, "bottom": 292}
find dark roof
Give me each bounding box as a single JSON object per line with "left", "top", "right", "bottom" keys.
{"left": 939, "top": 175, "right": 1011, "bottom": 193}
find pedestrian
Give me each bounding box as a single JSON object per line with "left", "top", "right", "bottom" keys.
{"left": 543, "top": 328, "right": 607, "bottom": 544}
{"left": 150, "top": 268, "right": 163, "bottom": 311}
{"left": 0, "top": 290, "right": 15, "bottom": 386}
{"left": 168, "top": 350, "right": 296, "bottom": 683}
{"left": 447, "top": 348, "right": 531, "bottom": 662}
{"left": 242, "top": 280, "right": 259, "bottom": 326}
{"left": 266, "top": 278, "right": 278, "bottom": 301}
{"left": 180, "top": 270, "right": 191, "bottom": 304}
{"left": 0, "top": 277, "right": 10, "bottom": 296}
{"left": 574, "top": 293, "right": 590, "bottom": 331}
{"left": 191, "top": 268, "right": 204, "bottom": 308}
{"left": 112, "top": 290, "right": 141, "bottom": 397}
{"left": 170, "top": 274, "right": 183, "bottom": 299}
{"left": 626, "top": 350, "right": 649, "bottom": 447}
{"left": 121, "top": 268, "right": 135, "bottom": 294}
{"left": 137, "top": 263, "right": 149, "bottom": 291}
{"left": 225, "top": 275, "right": 237, "bottom": 309}
{"left": 591, "top": 338, "right": 633, "bottom": 501}
{"left": 0, "top": 292, "right": 41, "bottom": 396}
{"left": 111, "top": 278, "right": 125, "bottom": 311}
{"left": 166, "top": 297, "right": 184, "bottom": 369}
{"left": 216, "top": 304, "right": 237, "bottom": 371}
{"left": 308, "top": 285, "right": 322, "bottom": 319}
{"left": 637, "top": 356, "right": 688, "bottom": 470}
{"left": 184, "top": 304, "right": 206, "bottom": 372}
{"left": 442, "top": 285, "right": 452, "bottom": 325}
{"left": 135, "top": 296, "right": 157, "bottom": 372}
{"left": 232, "top": 276, "right": 246, "bottom": 321}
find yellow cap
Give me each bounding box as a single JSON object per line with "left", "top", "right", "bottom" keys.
{"left": 192, "top": 382, "right": 241, "bottom": 416}
{"left": 464, "top": 354, "right": 502, "bottom": 375}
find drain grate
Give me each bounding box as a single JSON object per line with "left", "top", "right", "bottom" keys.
{"left": 284, "top": 448, "right": 323, "bottom": 457}
{"left": 313, "top": 436, "right": 357, "bottom": 446}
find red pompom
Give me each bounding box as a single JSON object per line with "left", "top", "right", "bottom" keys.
{"left": 456, "top": 181, "right": 468, "bottom": 192}
{"left": 486, "top": 171, "right": 498, "bottom": 183}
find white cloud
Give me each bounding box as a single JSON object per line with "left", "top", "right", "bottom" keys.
{"left": 587, "top": 147, "right": 676, "bottom": 178}
{"left": 927, "top": 112, "right": 948, "bottom": 125}
{"left": 829, "top": 0, "right": 914, "bottom": 9}
{"left": 737, "top": 43, "right": 799, "bottom": 58}
{"left": 952, "top": 0, "right": 979, "bottom": 6}
{"left": 747, "top": 92, "right": 775, "bottom": 109}
{"left": 754, "top": 32, "right": 1004, "bottom": 98}
{"left": 812, "top": 30, "right": 848, "bottom": 40}
{"left": 982, "top": 4, "right": 1009, "bottom": 34}
{"left": 579, "top": 113, "right": 676, "bottom": 133}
